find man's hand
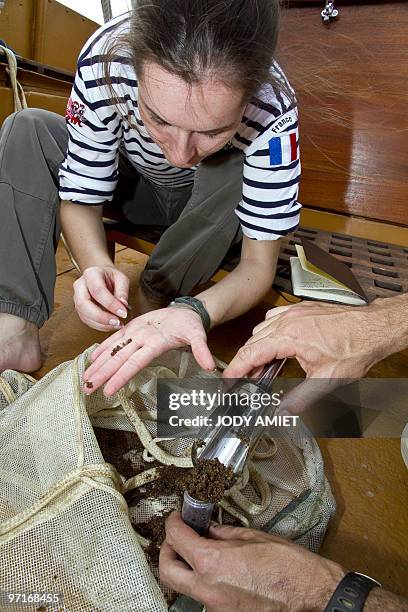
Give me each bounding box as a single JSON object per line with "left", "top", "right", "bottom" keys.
{"left": 224, "top": 300, "right": 399, "bottom": 380}
{"left": 160, "top": 512, "right": 344, "bottom": 612}
{"left": 73, "top": 265, "right": 130, "bottom": 332}
{"left": 82, "top": 307, "right": 215, "bottom": 396}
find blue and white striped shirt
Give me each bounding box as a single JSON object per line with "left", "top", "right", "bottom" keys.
{"left": 59, "top": 15, "right": 301, "bottom": 240}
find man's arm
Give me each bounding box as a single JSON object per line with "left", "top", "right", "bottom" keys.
{"left": 195, "top": 235, "right": 280, "bottom": 327}
{"left": 160, "top": 512, "right": 408, "bottom": 612}
{"left": 365, "top": 587, "right": 408, "bottom": 611}
{"left": 224, "top": 294, "right": 408, "bottom": 378}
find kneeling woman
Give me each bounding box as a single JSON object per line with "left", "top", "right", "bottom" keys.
{"left": 0, "top": 0, "right": 300, "bottom": 390}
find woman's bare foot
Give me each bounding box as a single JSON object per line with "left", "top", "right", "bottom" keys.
{"left": 0, "top": 314, "right": 43, "bottom": 373}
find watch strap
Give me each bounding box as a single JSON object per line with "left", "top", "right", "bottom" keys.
{"left": 324, "top": 572, "right": 381, "bottom": 612}
{"left": 169, "top": 297, "right": 211, "bottom": 333}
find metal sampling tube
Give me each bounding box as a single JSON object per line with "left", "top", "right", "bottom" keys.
{"left": 181, "top": 491, "right": 214, "bottom": 536}
{"left": 181, "top": 360, "right": 286, "bottom": 536}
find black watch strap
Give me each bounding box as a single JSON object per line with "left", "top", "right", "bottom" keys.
{"left": 324, "top": 572, "right": 381, "bottom": 612}
{"left": 169, "top": 297, "right": 211, "bottom": 333}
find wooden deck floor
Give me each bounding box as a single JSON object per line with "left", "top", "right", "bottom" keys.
{"left": 34, "top": 243, "right": 408, "bottom": 597}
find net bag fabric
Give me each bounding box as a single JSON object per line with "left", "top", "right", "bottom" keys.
{"left": 0, "top": 346, "right": 335, "bottom": 611}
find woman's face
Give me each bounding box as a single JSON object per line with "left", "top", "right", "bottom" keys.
{"left": 138, "top": 61, "right": 246, "bottom": 168}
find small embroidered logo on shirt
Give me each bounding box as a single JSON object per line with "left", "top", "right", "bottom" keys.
{"left": 65, "top": 97, "right": 85, "bottom": 126}
{"left": 269, "top": 133, "right": 298, "bottom": 166}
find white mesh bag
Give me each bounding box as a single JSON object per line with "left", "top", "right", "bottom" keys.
{"left": 0, "top": 346, "right": 335, "bottom": 611}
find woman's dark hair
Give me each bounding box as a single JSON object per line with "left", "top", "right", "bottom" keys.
{"left": 104, "top": 0, "right": 290, "bottom": 111}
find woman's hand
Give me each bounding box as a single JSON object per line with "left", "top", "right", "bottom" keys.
{"left": 73, "top": 265, "right": 130, "bottom": 332}
{"left": 160, "top": 512, "right": 344, "bottom": 612}
{"left": 82, "top": 306, "right": 216, "bottom": 396}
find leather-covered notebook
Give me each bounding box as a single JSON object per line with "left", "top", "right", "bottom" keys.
{"left": 290, "top": 239, "right": 369, "bottom": 306}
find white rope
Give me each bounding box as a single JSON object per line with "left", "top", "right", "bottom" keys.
{"left": 252, "top": 437, "right": 277, "bottom": 461}
{"left": 0, "top": 45, "right": 27, "bottom": 112}
{"left": 123, "top": 467, "right": 161, "bottom": 493}
{"left": 219, "top": 499, "right": 250, "bottom": 527}
{"left": 0, "top": 377, "right": 16, "bottom": 404}
{"left": 227, "top": 463, "right": 272, "bottom": 516}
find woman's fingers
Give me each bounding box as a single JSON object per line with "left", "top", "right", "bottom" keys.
{"left": 111, "top": 269, "right": 130, "bottom": 306}
{"left": 78, "top": 299, "right": 122, "bottom": 330}
{"left": 83, "top": 308, "right": 217, "bottom": 396}
{"left": 81, "top": 318, "right": 120, "bottom": 333}
{"left": 87, "top": 280, "right": 127, "bottom": 318}
{"left": 73, "top": 278, "right": 122, "bottom": 330}
{"left": 103, "top": 344, "right": 161, "bottom": 396}
{"left": 83, "top": 268, "right": 128, "bottom": 318}
{"left": 84, "top": 329, "right": 133, "bottom": 381}
{"left": 83, "top": 338, "right": 143, "bottom": 393}
{"left": 89, "top": 327, "right": 126, "bottom": 362}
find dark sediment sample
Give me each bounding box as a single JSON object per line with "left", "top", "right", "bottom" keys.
{"left": 93, "top": 427, "right": 143, "bottom": 479}
{"left": 94, "top": 428, "right": 234, "bottom": 504}
{"left": 133, "top": 510, "right": 172, "bottom": 564}
{"left": 186, "top": 458, "right": 235, "bottom": 503}
{"left": 146, "top": 459, "right": 234, "bottom": 504}
{"left": 95, "top": 428, "right": 235, "bottom": 570}
{"left": 130, "top": 459, "right": 234, "bottom": 566}
{"left": 111, "top": 337, "right": 133, "bottom": 356}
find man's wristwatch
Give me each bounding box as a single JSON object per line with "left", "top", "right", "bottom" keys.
{"left": 169, "top": 296, "right": 211, "bottom": 333}
{"left": 324, "top": 572, "right": 381, "bottom": 612}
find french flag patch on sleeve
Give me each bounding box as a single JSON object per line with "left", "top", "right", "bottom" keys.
{"left": 269, "top": 132, "right": 298, "bottom": 166}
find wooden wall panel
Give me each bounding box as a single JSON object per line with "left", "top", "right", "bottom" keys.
{"left": 25, "top": 91, "right": 68, "bottom": 116}
{"left": 0, "top": 1, "right": 98, "bottom": 72}
{"left": 0, "top": 86, "right": 15, "bottom": 124}
{"left": 33, "top": 0, "right": 99, "bottom": 73}
{"left": 0, "top": 64, "right": 72, "bottom": 98}
{"left": 278, "top": 3, "right": 408, "bottom": 225}
{"left": 0, "top": 0, "right": 34, "bottom": 57}
{"left": 0, "top": 87, "right": 68, "bottom": 125}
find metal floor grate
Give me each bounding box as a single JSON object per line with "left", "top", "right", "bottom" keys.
{"left": 278, "top": 227, "right": 407, "bottom": 301}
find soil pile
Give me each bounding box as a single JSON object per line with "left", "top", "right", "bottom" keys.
{"left": 95, "top": 428, "right": 235, "bottom": 564}
{"left": 93, "top": 427, "right": 143, "bottom": 479}
{"left": 146, "top": 459, "right": 234, "bottom": 504}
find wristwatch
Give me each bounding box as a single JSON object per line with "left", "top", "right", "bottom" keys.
{"left": 169, "top": 296, "right": 211, "bottom": 333}
{"left": 324, "top": 572, "right": 381, "bottom": 612}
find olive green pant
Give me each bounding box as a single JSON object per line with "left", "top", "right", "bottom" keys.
{"left": 0, "top": 108, "right": 242, "bottom": 327}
